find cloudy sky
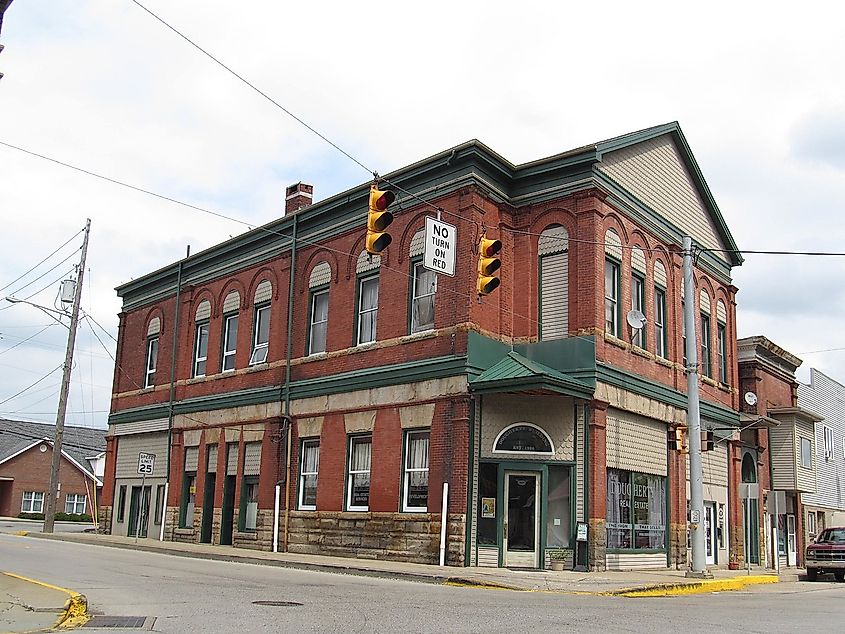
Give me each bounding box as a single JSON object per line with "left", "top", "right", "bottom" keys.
{"left": 1, "top": 1, "right": 844, "bottom": 429}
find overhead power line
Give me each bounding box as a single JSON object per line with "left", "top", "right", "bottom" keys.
{"left": 0, "top": 363, "right": 63, "bottom": 407}
{"left": 0, "top": 226, "right": 84, "bottom": 293}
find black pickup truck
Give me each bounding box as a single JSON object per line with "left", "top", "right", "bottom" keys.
{"left": 805, "top": 527, "right": 845, "bottom": 581}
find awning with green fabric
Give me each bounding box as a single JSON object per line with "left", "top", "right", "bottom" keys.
{"left": 468, "top": 351, "right": 594, "bottom": 399}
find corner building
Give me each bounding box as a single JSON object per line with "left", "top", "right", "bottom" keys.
{"left": 103, "top": 122, "right": 744, "bottom": 571}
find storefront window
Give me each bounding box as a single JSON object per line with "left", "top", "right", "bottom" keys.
{"left": 546, "top": 466, "right": 571, "bottom": 547}
{"left": 606, "top": 469, "right": 666, "bottom": 550}
{"left": 477, "top": 463, "right": 498, "bottom": 545}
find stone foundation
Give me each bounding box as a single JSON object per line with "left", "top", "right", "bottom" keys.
{"left": 587, "top": 518, "right": 606, "bottom": 571}
{"left": 669, "top": 522, "right": 688, "bottom": 569}
{"left": 287, "top": 511, "right": 466, "bottom": 565}
{"left": 98, "top": 505, "right": 112, "bottom": 534}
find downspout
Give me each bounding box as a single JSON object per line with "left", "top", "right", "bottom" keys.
{"left": 582, "top": 402, "right": 590, "bottom": 570}
{"left": 464, "top": 397, "right": 476, "bottom": 566}
{"left": 163, "top": 249, "right": 187, "bottom": 540}
{"left": 282, "top": 215, "right": 299, "bottom": 551}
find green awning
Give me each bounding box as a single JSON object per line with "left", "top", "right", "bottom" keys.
{"left": 469, "top": 351, "right": 594, "bottom": 399}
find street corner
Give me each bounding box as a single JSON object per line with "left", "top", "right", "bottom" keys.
{"left": 608, "top": 575, "right": 780, "bottom": 597}
{"left": 1, "top": 572, "right": 89, "bottom": 630}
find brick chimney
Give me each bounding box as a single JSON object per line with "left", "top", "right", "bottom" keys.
{"left": 285, "top": 182, "right": 313, "bottom": 215}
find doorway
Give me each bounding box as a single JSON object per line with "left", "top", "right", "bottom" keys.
{"left": 128, "top": 485, "right": 151, "bottom": 538}
{"left": 786, "top": 514, "right": 797, "bottom": 566}
{"left": 220, "top": 475, "right": 236, "bottom": 546}
{"left": 705, "top": 502, "right": 717, "bottom": 565}
{"left": 503, "top": 471, "right": 539, "bottom": 568}
{"left": 200, "top": 472, "right": 216, "bottom": 544}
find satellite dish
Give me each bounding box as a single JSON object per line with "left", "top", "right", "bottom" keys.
{"left": 626, "top": 309, "right": 647, "bottom": 329}
{"left": 744, "top": 392, "right": 758, "bottom": 406}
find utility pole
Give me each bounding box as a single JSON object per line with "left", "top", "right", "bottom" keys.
{"left": 43, "top": 219, "right": 91, "bottom": 534}
{"left": 682, "top": 235, "right": 710, "bottom": 577}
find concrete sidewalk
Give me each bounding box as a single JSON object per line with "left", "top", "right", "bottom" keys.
{"left": 0, "top": 570, "right": 87, "bottom": 633}
{"left": 8, "top": 528, "right": 789, "bottom": 596}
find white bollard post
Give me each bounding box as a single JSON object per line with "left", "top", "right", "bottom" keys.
{"left": 439, "top": 482, "right": 449, "bottom": 567}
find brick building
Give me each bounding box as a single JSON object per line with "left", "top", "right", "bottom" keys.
{"left": 0, "top": 418, "right": 105, "bottom": 520}
{"left": 103, "top": 122, "right": 746, "bottom": 570}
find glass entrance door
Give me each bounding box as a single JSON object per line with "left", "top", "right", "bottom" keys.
{"left": 705, "top": 502, "right": 716, "bottom": 565}
{"left": 128, "top": 485, "right": 151, "bottom": 538}
{"left": 787, "top": 514, "right": 797, "bottom": 566}
{"left": 503, "top": 472, "right": 539, "bottom": 568}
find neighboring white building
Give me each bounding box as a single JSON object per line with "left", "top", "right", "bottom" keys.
{"left": 798, "top": 369, "right": 845, "bottom": 539}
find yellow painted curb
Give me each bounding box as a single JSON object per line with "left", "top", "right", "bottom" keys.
{"left": 611, "top": 575, "right": 779, "bottom": 597}
{"left": 1, "top": 572, "right": 90, "bottom": 628}
{"left": 10, "top": 530, "right": 29, "bottom": 536}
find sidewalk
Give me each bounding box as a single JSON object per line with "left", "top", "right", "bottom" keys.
{"left": 0, "top": 570, "right": 87, "bottom": 633}
{"left": 10, "top": 528, "right": 788, "bottom": 596}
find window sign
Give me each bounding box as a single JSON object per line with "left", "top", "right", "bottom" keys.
{"left": 481, "top": 497, "right": 496, "bottom": 519}
{"left": 494, "top": 423, "right": 554, "bottom": 454}
{"left": 606, "top": 469, "right": 666, "bottom": 550}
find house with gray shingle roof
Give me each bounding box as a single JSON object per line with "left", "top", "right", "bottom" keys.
{"left": 0, "top": 417, "right": 106, "bottom": 520}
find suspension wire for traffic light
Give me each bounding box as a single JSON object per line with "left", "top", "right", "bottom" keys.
{"left": 0, "top": 226, "right": 84, "bottom": 294}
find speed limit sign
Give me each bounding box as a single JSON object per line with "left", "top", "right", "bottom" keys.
{"left": 137, "top": 452, "right": 156, "bottom": 475}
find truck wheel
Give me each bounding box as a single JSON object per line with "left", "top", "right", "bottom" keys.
{"left": 835, "top": 572, "right": 844, "bottom": 582}
{"left": 806, "top": 568, "right": 818, "bottom": 581}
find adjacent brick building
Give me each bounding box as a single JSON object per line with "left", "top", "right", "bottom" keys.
{"left": 0, "top": 418, "right": 105, "bottom": 520}
{"left": 103, "top": 122, "right": 747, "bottom": 570}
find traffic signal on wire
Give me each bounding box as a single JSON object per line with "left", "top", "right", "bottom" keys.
{"left": 669, "top": 427, "right": 687, "bottom": 453}
{"left": 366, "top": 185, "right": 395, "bottom": 255}
{"left": 477, "top": 236, "right": 502, "bottom": 295}
{"left": 702, "top": 430, "right": 715, "bottom": 452}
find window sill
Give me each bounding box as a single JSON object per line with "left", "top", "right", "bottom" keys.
{"left": 655, "top": 356, "right": 674, "bottom": 368}
{"left": 298, "top": 506, "right": 317, "bottom": 512}
{"left": 701, "top": 376, "right": 719, "bottom": 388}
{"left": 174, "top": 527, "right": 194, "bottom": 535}
{"left": 631, "top": 345, "right": 653, "bottom": 360}
{"left": 402, "top": 329, "right": 436, "bottom": 343}
{"left": 306, "top": 352, "right": 328, "bottom": 360}
{"left": 186, "top": 376, "right": 207, "bottom": 385}
{"left": 349, "top": 342, "right": 377, "bottom": 354}
{"left": 234, "top": 530, "right": 257, "bottom": 539}
{"left": 717, "top": 382, "right": 732, "bottom": 393}
{"left": 603, "top": 333, "right": 628, "bottom": 350}
{"left": 245, "top": 362, "right": 269, "bottom": 373}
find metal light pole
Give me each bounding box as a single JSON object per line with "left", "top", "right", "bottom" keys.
{"left": 43, "top": 219, "right": 91, "bottom": 533}
{"left": 683, "top": 236, "right": 709, "bottom": 577}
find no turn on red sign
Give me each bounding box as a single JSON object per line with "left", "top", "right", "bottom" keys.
{"left": 423, "top": 216, "right": 456, "bottom": 277}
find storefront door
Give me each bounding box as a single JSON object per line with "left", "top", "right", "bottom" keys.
{"left": 128, "top": 485, "right": 151, "bottom": 538}
{"left": 705, "top": 502, "right": 717, "bottom": 565}
{"left": 503, "top": 472, "right": 539, "bottom": 568}
{"left": 787, "top": 514, "right": 797, "bottom": 566}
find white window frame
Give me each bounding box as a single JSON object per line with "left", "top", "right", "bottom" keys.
{"left": 308, "top": 288, "right": 329, "bottom": 355}
{"left": 700, "top": 313, "right": 711, "bottom": 378}
{"left": 402, "top": 430, "right": 430, "bottom": 512}
{"left": 298, "top": 439, "right": 320, "bottom": 510}
{"left": 604, "top": 259, "right": 619, "bottom": 337}
{"left": 193, "top": 322, "right": 209, "bottom": 377}
{"left": 346, "top": 435, "right": 372, "bottom": 511}
{"left": 22, "top": 491, "right": 44, "bottom": 513}
{"left": 717, "top": 322, "right": 728, "bottom": 384}
{"left": 800, "top": 436, "right": 812, "bottom": 469}
{"left": 144, "top": 336, "right": 158, "bottom": 388}
{"left": 249, "top": 304, "right": 270, "bottom": 365}
{"left": 65, "top": 493, "right": 86, "bottom": 514}
{"left": 410, "top": 261, "right": 436, "bottom": 334}
{"left": 356, "top": 275, "right": 379, "bottom": 346}
{"left": 807, "top": 510, "right": 817, "bottom": 539}
{"left": 631, "top": 273, "right": 645, "bottom": 348}
{"left": 654, "top": 287, "right": 666, "bottom": 358}
{"left": 824, "top": 425, "right": 834, "bottom": 461}
{"left": 221, "top": 313, "right": 238, "bottom": 372}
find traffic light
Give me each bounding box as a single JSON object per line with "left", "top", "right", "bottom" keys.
{"left": 477, "top": 236, "right": 502, "bottom": 295}
{"left": 701, "top": 430, "right": 715, "bottom": 452}
{"left": 366, "top": 185, "right": 395, "bottom": 255}
{"left": 669, "top": 427, "right": 687, "bottom": 453}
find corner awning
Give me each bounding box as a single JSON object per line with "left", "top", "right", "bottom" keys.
{"left": 739, "top": 413, "right": 780, "bottom": 429}
{"left": 469, "top": 351, "right": 594, "bottom": 399}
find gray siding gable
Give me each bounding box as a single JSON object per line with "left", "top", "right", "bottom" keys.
{"left": 799, "top": 369, "right": 845, "bottom": 511}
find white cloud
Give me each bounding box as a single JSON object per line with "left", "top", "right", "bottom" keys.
{"left": 2, "top": 0, "right": 845, "bottom": 426}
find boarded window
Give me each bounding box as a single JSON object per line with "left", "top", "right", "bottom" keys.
{"left": 243, "top": 442, "right": 261, "bottom": 476}
{"left": 539, "top": 226, "right": 569, "bottom": 340}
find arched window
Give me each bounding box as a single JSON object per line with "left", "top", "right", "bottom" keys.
{"left": 307, "top": 262, "right": 331, "bottom": 355}
{"left": 538, "top": 226, "right": 569, "bottom": 340}
{"left": 742, "top": 453, "right": 757, "bottom": 483}
{"left": 493, "top": 423, "right": 554, "bottom": 454}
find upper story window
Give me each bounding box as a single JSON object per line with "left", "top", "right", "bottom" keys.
{"left": 221, "top": 290, "right": 240, "bottom": 372}
{"left": 800, "top": 436, "right": 812, "bottom": 469}
{"left": 408, "top": 229, "right": 435, "bottom": 334}
{"left": 193, "top": 300, "right": 211, "bottom": 378}
{"left": 716, "top": 300, "right": 728, "bottom": 384}
{"left": 604, "top": 229, "right": 622, "bottom": 338}
{"left": 249, "top": 280, "right": 272, "bottom": 365}
{"left": 824, "top": 426, "right": 834, "bottom": 461}
{"left": 538, "top": 225, "right": 569, "bottom": 340}
{"left": 700, "top": 290, "right": 712, "bottom": 378}
{"left": 653, "top": 261, "right": 668, "bottom": 359}
{"left": 355, "top": 251, "right": 380, "bottom": 346}
{"left": 144, "top": 316, "right": 161, "bottom": 388}
{"left": 630, "top": 246, "right": 647, "bottom": 349}
{"left": 307, "top": 262, "right": 331, "bottom": 355}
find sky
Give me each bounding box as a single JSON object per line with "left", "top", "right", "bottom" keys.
{"left": 1, "top": 0, "right": 845, "bottom": 429}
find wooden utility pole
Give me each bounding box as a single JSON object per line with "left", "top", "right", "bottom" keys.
{"left": 43, "top": 219, "right": 90, "bottom": 533}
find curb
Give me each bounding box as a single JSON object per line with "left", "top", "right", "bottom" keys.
{"left": 1, "top": 571, "right": 90, "bottom": 628}
{"left": 607, "top": 575, "right": 780, "bottom": 597}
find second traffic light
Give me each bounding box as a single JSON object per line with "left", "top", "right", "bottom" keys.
{"left": 477, "top": 236, "right": 502, "bottom": 295}
{"left": 366, "top": 185, "right": 395, "bottom": 255}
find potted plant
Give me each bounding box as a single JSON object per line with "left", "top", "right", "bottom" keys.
{"left": 548, "top": 548, "right": 569, "bottom": 571}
